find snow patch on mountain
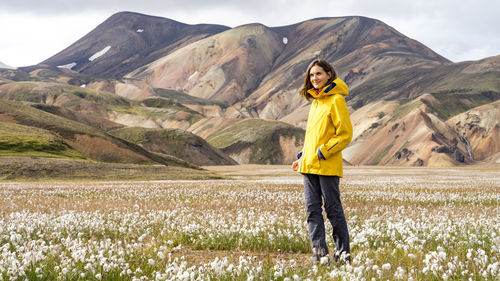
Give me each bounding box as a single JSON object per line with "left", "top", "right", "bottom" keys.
{"left": 57, "top": 62, "right": 77, "bottom": 70}
{"left": 89, "top": 46, "right": 111, "bottom": 61}
{"left": 188, "top": 71, "right": 198, "bottom": 80}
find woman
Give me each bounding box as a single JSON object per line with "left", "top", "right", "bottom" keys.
{"left": 291, "top": 59, "right": 352, "bottom": 264}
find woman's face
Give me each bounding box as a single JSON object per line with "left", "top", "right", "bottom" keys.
{"left": 310, "top": 65, "right": 331, "bottom": 90}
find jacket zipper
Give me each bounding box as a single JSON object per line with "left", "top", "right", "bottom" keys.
{"left": 313, "top": 99, "right": 320, "bottom": 169}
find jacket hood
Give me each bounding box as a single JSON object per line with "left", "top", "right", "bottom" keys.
{"left": 307, "top": 78, "right": 348, "bottom": 99}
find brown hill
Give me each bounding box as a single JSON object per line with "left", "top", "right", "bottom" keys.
{"left": 0, "top": 99, "right": 194, "bottom": 167}
{"left": 0, "top": 122, "right": 84, "bottom": 159}
{"left": 31, "top": 104, "right": 124, "bottom": 132}
{"left": 108, "top": 127, "right": 237, "bottom": 166}
{"left": 202, "top": 118, "right": 305, "bottom": 164}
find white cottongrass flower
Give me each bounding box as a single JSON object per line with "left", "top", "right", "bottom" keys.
{"left": 320, "top": 256, "right": 329, "bottom": 265}
{"left": 394, "top": 266, "right": 405, "bottom": 279}
{"left": 158, "top": 252, "right": 165, "bottom": 260}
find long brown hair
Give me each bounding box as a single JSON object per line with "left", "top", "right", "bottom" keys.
{"left": 299, "top": 59, "right": 337, "bottom": 101}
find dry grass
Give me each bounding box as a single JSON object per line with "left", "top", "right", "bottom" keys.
{"left": 0, "top": 157, "right": 220, "bottom": 181}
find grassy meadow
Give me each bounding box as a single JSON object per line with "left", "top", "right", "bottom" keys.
{"left": 0, "top": 166, "right": 498, "bottom": 280}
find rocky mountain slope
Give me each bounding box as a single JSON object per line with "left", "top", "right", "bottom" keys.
{"left": 346, "top": 96, "right": 471, "bottom": 166}
{"left": 5, "top": 12, "right": 500, "bottom": 166}
{"left": 122, "top": 16, "right": 449, "bottom": 122}
{"left": 447, "top": 100, "right": 500, "bottom": 163}
{"left": 37, "top": 12, "right": 229, "bottom": 78}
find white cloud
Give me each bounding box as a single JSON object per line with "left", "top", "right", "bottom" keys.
{"left": 338, "top": 0, "right": 500, "bottom": 62}
{"left": 0, "top": 61, "right": 17, "bottom": 70}
{"left": 0, "top": 11, "right": 108, "bottom": 67}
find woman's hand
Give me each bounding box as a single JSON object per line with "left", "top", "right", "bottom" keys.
{"left": 291, "top": 159, "right": 300, "bottom": 171}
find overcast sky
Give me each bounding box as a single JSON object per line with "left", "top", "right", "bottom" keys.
{"left": 1, "top": 0, "right": 499, "bottom": 67}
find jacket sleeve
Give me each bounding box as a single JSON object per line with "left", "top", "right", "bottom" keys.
{"left": 318, "top": 95, "right": 352, "bottom": 159}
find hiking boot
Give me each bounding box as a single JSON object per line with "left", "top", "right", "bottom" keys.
{"left": 312, "top": 247, "right": 330, "bottom": 265}
{"left": 333, "top": 251, "right": 351, "bottom": 264}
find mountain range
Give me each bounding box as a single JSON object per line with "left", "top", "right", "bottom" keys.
{"left": 1, "top": 11, "right": 499, "bottom": 171}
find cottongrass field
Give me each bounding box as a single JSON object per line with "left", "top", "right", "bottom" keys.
{"left": 0, "top": 166, "right": 499, "bottom": 281}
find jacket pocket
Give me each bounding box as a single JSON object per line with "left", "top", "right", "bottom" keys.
{"left": 311, "top": 151, "right": 321, "bottom": 170}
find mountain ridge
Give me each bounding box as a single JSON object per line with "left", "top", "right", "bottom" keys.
{"left": 38, "top": 11, "right": 230, "bottom": 78}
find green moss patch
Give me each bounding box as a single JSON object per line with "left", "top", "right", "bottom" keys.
{"left": 0, "top": 122, "right": 85, "bottom": 159}
{"left": 425, "top": 90, "right": 500, "bottom": 120}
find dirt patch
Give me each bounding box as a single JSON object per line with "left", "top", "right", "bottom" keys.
{"left": 279, "top": 135, "right": 302, "bottom": 164}
{"left": 228, "top": 146, "right": 253, "bottom": 164}
{"left": 66, "top": 134, "right": 151, "bottom": 164}
{"left": 0, "top": 114, "right": 18, "bottom": 123}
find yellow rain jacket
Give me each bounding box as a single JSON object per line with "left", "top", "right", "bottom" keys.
{"left": 297, "top": 78, "right": 352, "bottom": 177}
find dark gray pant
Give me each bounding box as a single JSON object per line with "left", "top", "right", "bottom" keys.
{"left": 303, "top": 173, "right": 350, "bottom": 259}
